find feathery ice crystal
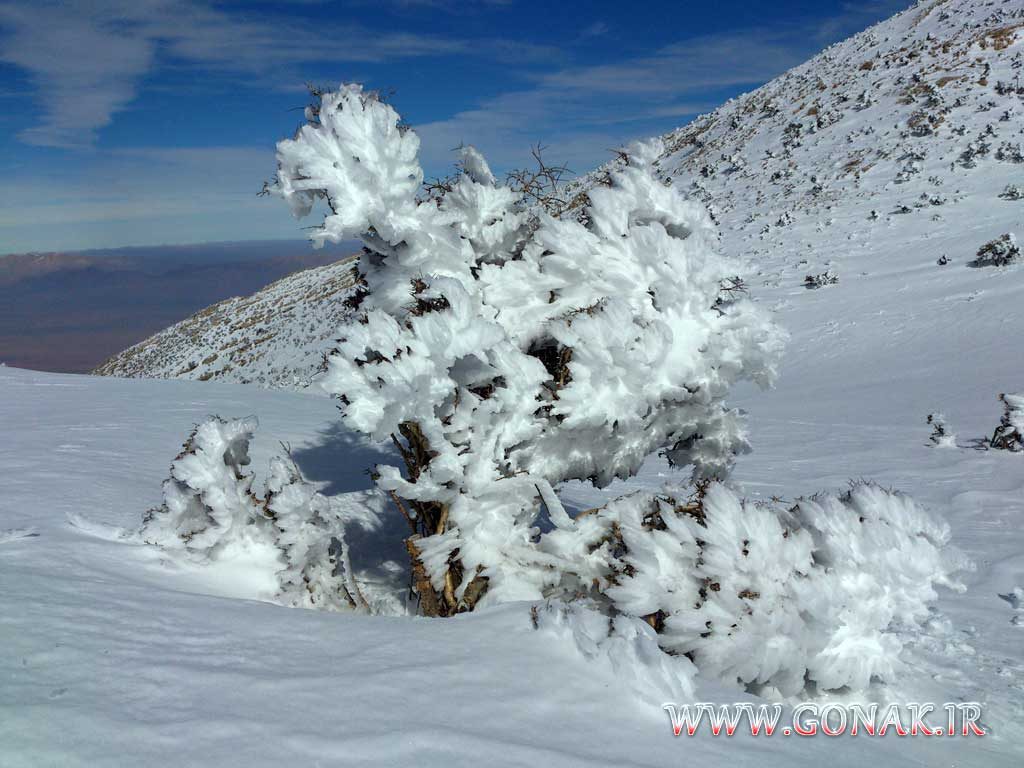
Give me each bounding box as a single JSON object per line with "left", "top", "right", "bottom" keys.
{"left": 270, "top": 84, "right": 784, "bottom": 613}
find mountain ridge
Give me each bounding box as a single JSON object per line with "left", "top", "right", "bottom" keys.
{"left": 95, "top": 0, "right": 1022, "bottom": 390}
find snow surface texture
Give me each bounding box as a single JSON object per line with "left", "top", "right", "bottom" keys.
{"left": 1, "top": 364, "right": 1020, "bottom": 766}
{"left": 269, "top": 84, "right": 783, "bottom": 612}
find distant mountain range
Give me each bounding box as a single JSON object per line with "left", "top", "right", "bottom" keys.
{"left": 0, "top": 240, "right": 357, "bottom": 373}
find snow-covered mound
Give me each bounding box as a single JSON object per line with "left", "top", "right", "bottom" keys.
{"left": 93, "top": 256, "right": 358, "bottom": 388}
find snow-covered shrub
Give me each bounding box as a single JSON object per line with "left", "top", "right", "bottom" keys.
{"left": 721, "top": 152, "right": 746, "bottom": 174}
{"left": 782, "top": 122, "right": 803, "bottom": 149}
{"left": 990, "top": 393, "right": 1024, "bottom": 452}
{"left": 969, "top": 233, "right": 1020, "bottom": 267}
{"left": 141, "top": 416, "right": 266, "bottom": 557}
{"left": 995, "top": 80, "right": 1024, "bottom": 96}
{"left": 1000, "top": 184, "right": 1024, "bottom": 201}
{"left": 894, "top": 160, "right": 921, "bottom": 184}
{"left": 592, "top": 482, "right": 964, "bottom": 696}
{"left": 927, "top": 413, "right": 956, "bottom": 447}
{"left": 803, "top": 270, "right": 838, "bottom": 289}
{"left": 266, "top": 455, "right": 368, "bottom": 611}
{"left": 269, "top": 84, "right": 784, "bottom": 615}
{"left": 812, "top": 108, "right": 842, "bottom": 131}
{"left": 907, "top": 110, "right": 940, "bottom": 138}
{"left": 143, "top": 417, "right": 380, "bottom": 612}
{"left": 958, "top": 139, "right": 990, "bottom": 168}
{"left": 995, "top": 142, "right": 1024, "bottom": 164}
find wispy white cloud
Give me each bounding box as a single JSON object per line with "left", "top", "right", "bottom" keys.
{"left": 577, "top": 21, "right": 609, "bottom": 40}
{"left": 537, "top": 31, "right": 805, "bottom": 96}
{"left": 0, "top": 0, "right": 484, "bottom": 148}
{"left": 413, "top": 27, "right": 804, "bottom": 174}
{"left": 0, "top": 2, "right": 155, "bottom": 147}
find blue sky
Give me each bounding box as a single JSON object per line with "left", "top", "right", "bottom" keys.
{"left": 0, "top": 0, "right": 908, "bottom": 254}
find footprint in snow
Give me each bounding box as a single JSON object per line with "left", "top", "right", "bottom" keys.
{"left": 998, "top": 587, "right": 1024, "bottom": 626}
{"left": 0, "top": 528, "right": 39, "bottom": 544}
{"left": 997, "top": 588, "right": 1022, "bottom": 610}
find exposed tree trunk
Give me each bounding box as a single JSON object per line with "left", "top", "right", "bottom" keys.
{"left": 392, "top": 420, "right": 491, "bottom": 616}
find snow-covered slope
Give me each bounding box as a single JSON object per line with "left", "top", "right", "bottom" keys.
{"left": 94, "top": 256, "right": 357, "bottom": 388}
{"left": 563, "top": 0, "right": 1023, "bottom": 286}
{"left": 3, "top": 340, "right": 1022, "bottom": 767}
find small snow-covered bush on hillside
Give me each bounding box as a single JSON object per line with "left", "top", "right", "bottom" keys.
{"left": 803, "top": 270, "right": 839, "bottom": 289}
{"left": 143, "top": 416, "right": 375, "bottom": 611}
{"left": 266, "top": 455, "right": 369, "bottom": 612}
{"left": 969, "top": 233, "right": 1019, "bottom": 267}
{"left": 141, "top": 416, "right": 266, "bottom": 557}
{"left": 269, "top": 84, "right": 784, "bottom": 616}
{"left": 990, "top": 393, "right": 1024, "bottom": 452}
{"left": 1000, "top": 184, "right": 1023, "bottom": 201}
{"left": 995, "top": 142, "right": 1024, "bottom": 164}
{"left": 927, "top": 413, "right": 956, "bottom": 447}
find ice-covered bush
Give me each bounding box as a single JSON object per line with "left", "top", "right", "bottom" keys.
{"left": 927, "top": 412, "right": 956, "bottom": 447}
{"left": 590, "top": 481, "right": 964, "bottom": 696}
{"left": 995, "top": 142, "right": 1024, "bottom": 164}
{"left": 266, "top": 455, "right": 368, "bottom": 611}
{"left": 143, "top": 416, "right": 375, "bottom": 611}
{"left": 269, "top": 84, "right": 784, "bottom": 615}
{"left": 990, "top": 393, "right": 1024, "bottom": 452}
{"left": 803, "top": 270, "right": 839, "bottom": 289}
{"left": 1000, "top": 184, "right": 1023, "bottom": 201}
{"left": 141, "top": 416, "right": 266, "bottom": 557}
{"left": 969, "top": 233, "right": 1019, "bottom": 267}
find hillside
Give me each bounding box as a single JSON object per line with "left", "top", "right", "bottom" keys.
{"left": 564, "top": 0, "right": 1023, "bottom": 282}
{"left": 95, "top": 0, "right": 1023, "bottom": 392}
{"left": 93, "top": 256, "right": 358, "bottom": 388}
{"left": 0, "top": 243, "right": 348, "bottom": 374}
